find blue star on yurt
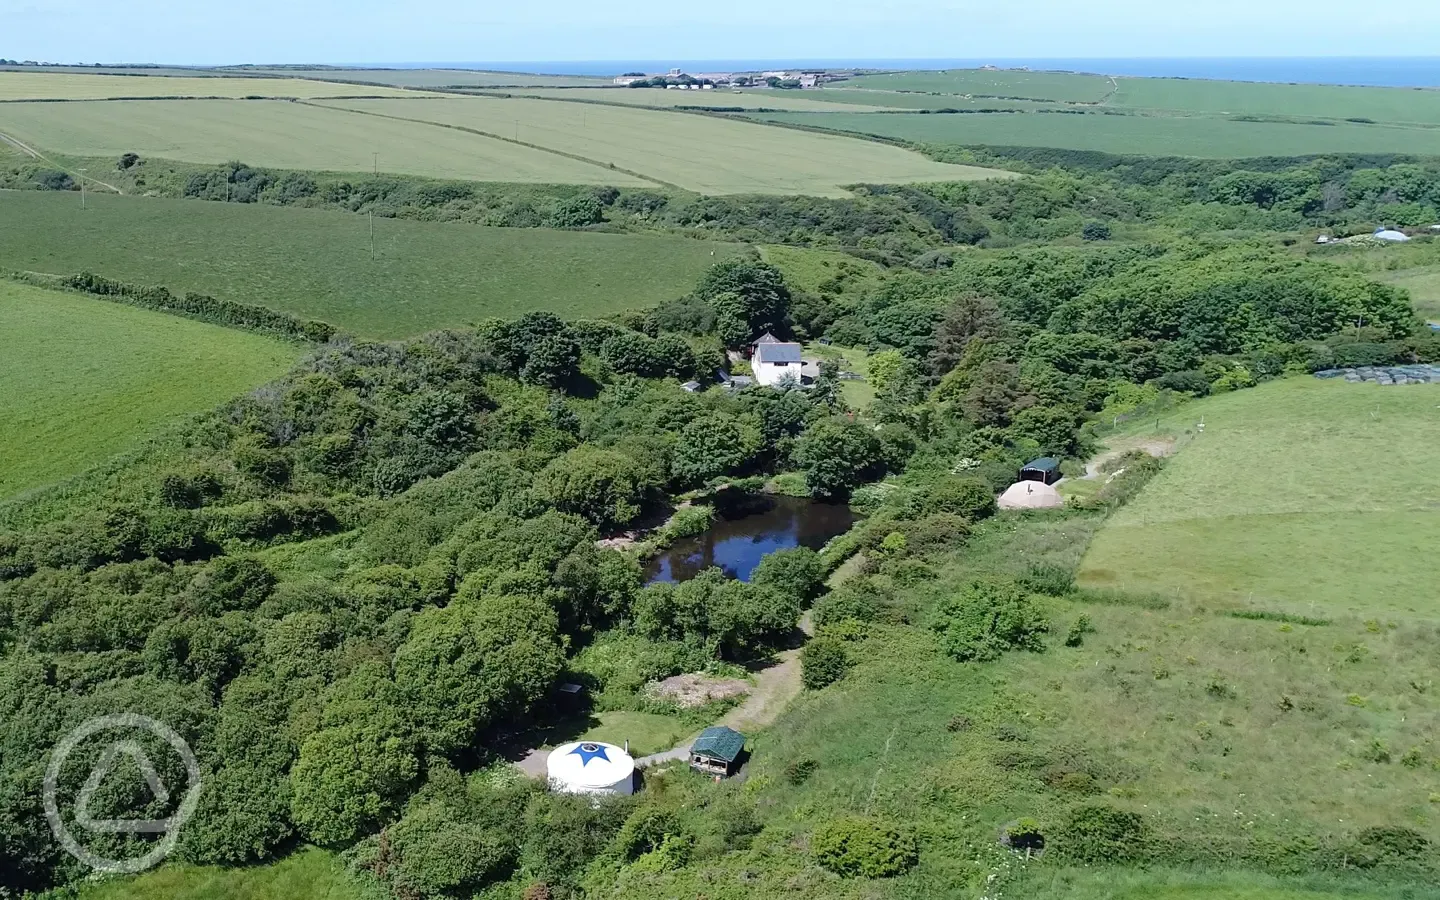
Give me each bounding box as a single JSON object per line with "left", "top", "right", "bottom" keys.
{"left": 546, "top": 740, "right": 636, "bottom": 795}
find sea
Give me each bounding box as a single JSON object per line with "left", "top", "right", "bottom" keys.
{"left": 378, "top": 58, "right": 1440, "bottom": 89}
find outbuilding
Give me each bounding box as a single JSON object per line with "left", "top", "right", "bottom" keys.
{"left": 998, "top": 480, "right": 1065, "bottom": 510}
{"left": 1374, "top": 228, "right": 1411, "bottom": 243}
{"left": 689, "top": 726, "right": 746, "bottom": 777}
{"left": 1019, "top": 457, "right": 1062, "bottom": 485}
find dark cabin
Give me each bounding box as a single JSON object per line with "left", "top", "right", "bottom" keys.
{"left": 1020, "top": 457, "right": 1062, "bottom": 485}
{"left": 689, "top": 726, "right": 746, "bottom": 777}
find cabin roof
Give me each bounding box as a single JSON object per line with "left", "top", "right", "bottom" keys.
{"left": 691, "top": 726, "right": 745, "bottom": 762}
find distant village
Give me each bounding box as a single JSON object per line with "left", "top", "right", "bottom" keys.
{"left": 612, "top": 68, "right": 847, "bottom": 91}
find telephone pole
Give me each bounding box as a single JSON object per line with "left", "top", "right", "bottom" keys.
{"left": 369, "top": 211, "right": 375, "bottom": 261}
{"left": 372, "top": 151, "right": 378, "bottom": 175}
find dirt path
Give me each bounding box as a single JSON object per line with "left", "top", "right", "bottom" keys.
{"left": 1082, "top": 436, "right": 1176, "bottom": 479}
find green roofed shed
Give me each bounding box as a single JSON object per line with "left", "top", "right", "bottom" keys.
{"left": 1020, "top": 457, "right": 1062, "bottom": 485}
{"left": 689, "top": 726, "right": 746, "bottom": 776}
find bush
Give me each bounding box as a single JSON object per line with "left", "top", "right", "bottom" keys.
{"left": 751, "top": 547, "right": 824, "bottom": 603}
{"left": 1064, "top": 615, "right": 1094, "bottom": 647}
{"left": 922, "top": 476, "right": 997, "bottom": 521}
{"left": 812, "top": 816, "right": 918, "bottom": 878}
{"left": 783, "top": 758, "right": 819, "bottom": 785}
{"left": 932, "top": 579, "right": 1049, "bottom": 662}
{"left": 1054, "top": 804, "right": 1146, "bottom": 863}
{"left": 1004, "top": 818, "right": 1046, "bottom": 853}
{"left": 1082, "top": 221, "right": 1112, "bottom": 241}
{"left": 34, "top": 169, "right": 75, "bottom": 191}
{"left": 1349, "top": 826, "right": 1432, "bottom": 867}
{"left": 801, "top": 636, "right": 851, "bottom": 690}
{"left": 1019, "top": 563, "right": 1074, "bottom": 596}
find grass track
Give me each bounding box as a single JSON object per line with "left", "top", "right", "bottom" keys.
{"left": 1080, "top": 378, "right": 1440, "bottom": 618}
{"left": 0, "top": 280, "right": 296, "bottom": 499}
{"left": 0, "top": 191, "right": 740, "bottom": 338}
{"left": 0, "top": 99, "right": 648, "bottom": 186}
{"left": 753, "top": 109, "right": 1440, "bottom": 158}
{"left": 316, "top": 96, "right": 1007, "bottom": 196}
{"left": 0, "top": 72, "right": 415, "bottom": 100}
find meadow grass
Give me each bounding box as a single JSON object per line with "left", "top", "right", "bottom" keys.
{"left": 315, "top": 96, "right": 1008, "bottom": 196}
{"left": 0, "top": 280, "right": 296, "bottom": 500}
{"left": 67, "top": 847, "right": 360, "bottom": 900}
{"left": 578, "top": 710, "right": 693, "bottom": 756}
{"left": 233, "top": 67, "right": 613, "bottom": 88}
{"left": 497, "top": 86, "right": 886, "bottom": 112}
{"left": 792, "top": 89, "right": 1050, "bottom": 111}
{"left": 1111, "top": 77, "right": 1440, "bottom": 126}
{"left": 1385, "top": 267, "right": 1440, "bottom": 320}
{"left": 1080, "top": 378, "right": 1440, "bottom": 618}
{"left": 0, "top": 99, "right": 648, "bottom": 185}
{"left": 845, "top": 69, "right": 1116, "bottom": 103}
{"left": 0, "top": 190, "right": 738, "bottom": 338}
{"left": 752, "top": 110, "right": 1440, "bottom": 158}
{"left": 0, "top": 72, "right": 415, "bottom": 100}
{"left": 1013, "top": 866, "right": 1440, "bottom": 900}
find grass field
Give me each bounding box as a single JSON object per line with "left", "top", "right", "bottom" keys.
{"left": 0, "top": 99, "right": 650, "bottom": 185}
{"left": 0, "top": 280, "right": 296, "bottom": 500}
{"left": 1385, "top": 267, "right": 1440, "bottom": 320}
{"left": 846, "top": 69, "right": 1117, "bottom": 103}
{"left": 233, "top": 66, "right": 612, "bottom": 88}
{"left": 69, "top": 848, "right": 359, "bottom": 900}
{"left": 1080, "top": 378, "right": 1440, "bottom": 618}
{"left": 500, "top": 86, "right": 886, "bottom": 112}
{"left": 1111, "top": 78, "right": 1440, "bottom": 126}
{"left": 317, "top": 96, "right": 1005, "bottom": 195}
{"left": 0, "top": 191, "right": 739, "bottom": 338}
{"left": 1014, "top": 867, "right": 1440, "bottom": 900}
{"left": 0, "top": 72, "right": 415, "bottom": 100}
{"left": 754, "top": 109, "right": 1440, "bottom": 158}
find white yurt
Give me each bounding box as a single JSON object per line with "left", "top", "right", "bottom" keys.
{"left": 546, "top": 741, "right": 636, "bottom": 796}
{"left": 998, "top": 480, "right": 1065, "bottom": 510}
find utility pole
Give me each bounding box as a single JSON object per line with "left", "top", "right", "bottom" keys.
{"left": 369, "top": 211, "right": 375, "bottom": 261}
{"left": 78, "top": 168, "right": 86, "bottom": 209}
{"left": 372, "top": 151, "right": 378, "bottom": 175}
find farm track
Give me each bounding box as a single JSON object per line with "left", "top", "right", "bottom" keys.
{"left": 0, "top": 128, "right": 124, "bottom": 193}
{"left": 294, "top": 99, "right": 682, "bottom": 191}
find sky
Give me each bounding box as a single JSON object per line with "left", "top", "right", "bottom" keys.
{"left": 5, "top": 0, "right": 1440, "bottom": 65}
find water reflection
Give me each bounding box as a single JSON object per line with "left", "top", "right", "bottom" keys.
{"left": 644, "top": 494, "right": 857, "bottom": 584}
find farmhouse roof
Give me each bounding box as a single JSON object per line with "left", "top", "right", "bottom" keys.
{"left": 1021, "top": 457, "right": 1061, "bottom": 475}
{"left": 754, "top": 343, "right": 802, "bottom": 365}
{"left": 691, "top": 726, "right": 745, "bottom": 762}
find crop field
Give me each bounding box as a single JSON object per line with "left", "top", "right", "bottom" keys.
{"left": 317, "top": 96, "right": 1005, "bottom": 195}
{"left": 1080, "top": 378, "right": 1440, "bottom": 619}
{"left": 233, "top": 66, "right": 612, "bottom": 88}
{"left": 752, "top": 109, "right": 1440, "bottom": 157}
{"left": 0, "top": 191, "right": 738, "bottom": 338}
{"left": 0, "top": 280, "right": 296, "bottom": 500}
{"left": 0, "top": 99, "right": 649, "bottom": 185}
{"left": 0, "top": 72, "right": 416, "bottom": 100}
{"left": 846, "top": 69, "right": 1117, "bottom": 103}
{"left": 499, "top": 86, "right": 886, "bottom": 112}
{"left": 1111, "top": 78, "right": 1440, "bottom": 126}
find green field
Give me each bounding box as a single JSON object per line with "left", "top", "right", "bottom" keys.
{"left": 0, "top": 99, "right": 650, "bottom": 185}
{"left": 754, "top": 109, "right": 1440, "bottom": 158}
{"left": 69, "top": 848, "right": 359, "bottom": 900}
{"left": 317, "top": 96, "right": 1006, "bottom": 195}
{"left": 502, "top": 86, "right": 885, "bottom": 112}
{"left": 233, "top": 66, "right": 612, "bottom": 88}
{"left": 1014, "top": 867, "right": 1440, "bottom": 900}
{"left": 0, "top": 72, "right": 415, "bottom": 100}
{"left": 1112, "top": 77, "right": 1440, "bottom": 126}
{"left": 0, "top": 280, "right": 296, "bottom": 499}
{"left": 1081, "top": 378, "right": 1440, "bottom": 618}
{"left": 0, "top": 191, "right": 739, "bottom": 338}
{"left": 846, "top": 69, "right": 1117, "bottom": 103}
{"left": 1385, "top": 267, "right": 1440, "bottom": 320}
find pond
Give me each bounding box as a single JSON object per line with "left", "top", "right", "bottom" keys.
{"left": 643, "top": 494, "right": 858, "bottom": 584}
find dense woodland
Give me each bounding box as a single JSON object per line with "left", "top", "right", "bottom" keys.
{"left": 2, "top": 220, "right": 1436, "bottom": 897}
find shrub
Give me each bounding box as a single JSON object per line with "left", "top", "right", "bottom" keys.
{"left": 784, "top": 758, "right": 819, "bottom": 785}
{"left": 1019, "top": 563, "right": 1074, "bottom": 596}
{"left": 750, "top": 547, "right": 824, "bottom": 603}
{"left": 1004, "top": 818, "right": 1046, "bottom": 853}
{"left": 813, "top": 579, "right": 886, "bottom": 626}
{"left": 34, "top": 169, "right": 75, "bottom": 191}
{"left": 1082, "top": 221, "right": 1112, "bottom": 241}
{"left": 1349, "top": 826, "right": 1432, "bottom": 867}
{"left": 922, "top": 476, "right": 996, "bottom": 521}
{"left": 812, "top": 816, "right": 918, "bottom": 878}
{"left": 801, "top": 636, "right": 851, "bottom": 690}
{"left": 932, "top": 579, "right": 1049, "bottom": 662}
{"left": 1054, "top": 804, "right": 1146, "bottom": 863}
{"left": 1064, "top": 615, "right": 1094, "bottom": 647}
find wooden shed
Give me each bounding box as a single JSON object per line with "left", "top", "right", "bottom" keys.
{"left": 689, "top": 726, "right": 746, "bottom": 777}
{"left": 1020, "top": 457, "right": 1062, "bottom": 485}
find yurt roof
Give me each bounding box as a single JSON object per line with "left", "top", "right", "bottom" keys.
{"left": 547, "top": 741, "right": 636, "bottom": 788}
{"left": 998, "top": 480, "right": 1064, "bottom": 509}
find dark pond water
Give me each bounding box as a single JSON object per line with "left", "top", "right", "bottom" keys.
{"left": 643, "top": 494, "right": 857, "bottom": 584}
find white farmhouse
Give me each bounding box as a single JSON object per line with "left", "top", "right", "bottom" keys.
{"left": 751, "top": 333, "right": 805, "bottom": 387}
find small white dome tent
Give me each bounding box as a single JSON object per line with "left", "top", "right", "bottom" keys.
{"left": 998, "top": 480, "right": 1064, "bottom": 510}
{"left": 546, "top": 741, "right": 636, "bottom": 796}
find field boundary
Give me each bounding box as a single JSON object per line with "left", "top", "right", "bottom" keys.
{"left": 299, "top": 99, "right": 683, "bottom": 191}
{"left": 0, "top": 128, "right": 124, "bottom": 193}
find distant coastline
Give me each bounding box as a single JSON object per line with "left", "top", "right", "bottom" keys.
{"left": 367, "top": 57, "right": 1440, "bottom": 89}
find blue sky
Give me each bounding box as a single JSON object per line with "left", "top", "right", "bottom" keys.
{"left": 5, "top": 0, "right": 1440, "bottom": 65}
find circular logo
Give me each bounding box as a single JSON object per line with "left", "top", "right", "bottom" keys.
{"left": 43, "top": 714, "right": 204, "bottom": 875}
